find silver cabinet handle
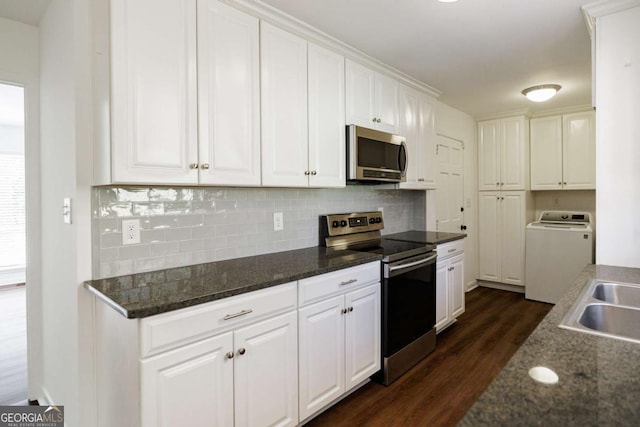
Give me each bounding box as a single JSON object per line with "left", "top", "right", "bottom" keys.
{"left": 339, "top": 279, "right": 358, "bottom": 286}
{"left": 237, "top": 348, "right": 246, "bottom": 355}
{"left": 418, "top": 178, "right": 425, "bottom": 182}
{"left": 201, "top": 163, "right": 210, "bottom": 170}
{"left": 558, "top": 182, "right": 562, "bottom": 186}
{"left": 448, "top": 248, "right": 456, "bottom": 253}
{"left": 372, "top": 118, "right": 377, "bottom": 123}
{"left": 376, "top": 118, "right": 381, "bottom": 123}
{"left": 304, "top": 170, "right": 310, "bottom": 175}
{"left": 563, "top": 182, "right": 567, "bottom": 185}
{"left": 349, "top": 307, "right": 353, "bottom": 312}
{"left": 226, "top": 351, "right": 234, "bottom": 359}
{"left": 189, "top": 163, "right": 199, "bottom": 169}
{"left": 311, "top": 170, "right": 317, "bottom": 175}
{"left": 341, "top": 308, "right": 347, "bottom": 315}
{"left": 223, "top": 309, "right": 253, "bottom": 321}
{"left": 496, "top": 182, "right": 500, "bottom": 186}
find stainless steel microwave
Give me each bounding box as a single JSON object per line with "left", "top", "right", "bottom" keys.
{"left": 347, "top": 125, "right": 407, "bottom": 183}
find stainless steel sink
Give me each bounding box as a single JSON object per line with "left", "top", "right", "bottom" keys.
{"left": 559, "top": 280, "right": 640, "bottom": 344}
{"left": 578, "top": 304, "right": 640, "bottom": 341}
{"left": 592, "top": 283, "right": 640, "bottom": 308}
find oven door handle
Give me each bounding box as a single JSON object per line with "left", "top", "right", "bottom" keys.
{"left": 388, "top": 253, "right": 437, "bottom": 273}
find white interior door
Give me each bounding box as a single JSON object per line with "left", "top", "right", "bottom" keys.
{"left": 435, "top": 135, "right": 464, "bottom": 232}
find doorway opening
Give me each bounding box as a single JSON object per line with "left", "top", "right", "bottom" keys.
{"left": 0, "top": 81, "right": 28, "bottom": 405}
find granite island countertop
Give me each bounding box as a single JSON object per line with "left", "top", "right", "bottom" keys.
{"left": 461, "top": 264, "right": 640, "bottom": 426}
{"left": 385, "top": 230, "right": 467, "bottom": 245}
{"left": 85, "top": 247, "right": 381, "bottom": 319}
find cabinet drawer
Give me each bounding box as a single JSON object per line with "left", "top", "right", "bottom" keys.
{"left": 298, "top": 262, "right": 380, "bottom": 307}
{"left": 437, "top": 239, "right": 465, "bottom": 260}
{"left": 140, "top": 282, "right": 297, "bottom": 358}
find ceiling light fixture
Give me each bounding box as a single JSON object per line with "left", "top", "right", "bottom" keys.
{"left": 521, "top": 84, "right": 562, "bottom": 102}
{"left": 437, "top": 0, "right": 459, "bottom": 3}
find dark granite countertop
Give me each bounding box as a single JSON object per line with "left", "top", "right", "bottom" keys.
{"left": 461, "top": 264, "right": 640, "bottom": 426}
{"left": 385, "top": 230, "right": 466, "bottom": 245}
{"left": 85, "top": 247, "right": 381, "bottom": 319}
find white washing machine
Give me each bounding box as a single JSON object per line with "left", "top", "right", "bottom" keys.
{"left": 525, "top": 211, "right": 594, "bottom": 304}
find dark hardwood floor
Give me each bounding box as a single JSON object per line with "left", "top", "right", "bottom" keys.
{"left": 306, "top": 286, "right": 553, "bottom": 427}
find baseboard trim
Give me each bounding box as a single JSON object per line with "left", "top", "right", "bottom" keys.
{"left": 477, "top": 280, "right": 525, "bottom": 294}
{"left": 465, "top": 280, "right": 478, "bottom": 292}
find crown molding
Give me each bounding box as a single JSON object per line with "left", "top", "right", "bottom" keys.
{"left": 223, "top": 0, "right": 442, "bottom": 98}
{"left": 474, "top": 109, "right": 530, "bottom": 122}
{"left": 582, "top": 0, "right": 640, "bottom": 38}
{"left": 529, "top": 104, "right": 594, "bottom": 118}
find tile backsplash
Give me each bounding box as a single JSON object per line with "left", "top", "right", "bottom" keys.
{"left": 92, "top": 186, "right": 426, "bottom": 279}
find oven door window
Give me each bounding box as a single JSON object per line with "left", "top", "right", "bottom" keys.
{"left": 383, "top": 261, "right": 436, "bottom": 356}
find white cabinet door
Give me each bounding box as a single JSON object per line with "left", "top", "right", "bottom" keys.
{"left": 530, "top": 116, "right": 563, "bottom": 190}
{"left": 478, "top": 120, "right": 501, "bottom": 191}
{"left": 449, "top": 254, "right": 465, "bottom": 318}
{"left": 141, "top": 333, "right": 233, "bottom": 427}
{"left": 308, "top": 44, "right": 346, "bottom": 188}
{"left": 197, "top": 0, "right": 260, "bottom": 186}
{"left": 419, "top": 94, "right": 437, "bottom": 189}
{"left": 345, "top": 59, "right": 376, "bottom": 128}
{"left": 298, "top": 296, "right": 345, "bottom": 421}
{"left": 398, "top": 86, "right": 420, "bottom": 185}
{"left": 261, "top": 22, "right": 308, "bottom": 187}
{"left": 344, "top": 284, "right": 380, "bottom": 391}
{"left": 374, "top": 72, "right": 399, "bottom": 134}
{"left": 500, "top": 116, "right": 526, "bottom": 190}
{"left": 563, "top": 112, "right": 595, "bottom": 190}
{"left": 500, "top": 192, "right": 526, "bottom": 286}
{"left": 478, "top": 192, "right": 501, "bottom": 282}
{"left": 110, "top": 0, "right": 198, "bottom": 184}
{"left": 435, "top": 260, "right": 449, "bottom": 332}
{"left": 234, "top": 311, "right": 298, "bottom": 427}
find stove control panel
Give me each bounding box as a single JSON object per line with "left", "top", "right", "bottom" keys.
{"left": 320, "top": 211, "right": 384, "bottom": 239}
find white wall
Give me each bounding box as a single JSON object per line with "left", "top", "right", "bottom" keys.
{"left": 0, "top": 16, "right": 41, "bottom": 402}
{"left": 595, "top": 6, "right": 640, "bottom": 268}
{"left": 434, "top": 101, "right": 477, "bottom": 290}
{"left": 533, "top": 190, "right": 596, "bottom": 226}
{"left": 39, "top": 0, "right": 94, "bottom": 424}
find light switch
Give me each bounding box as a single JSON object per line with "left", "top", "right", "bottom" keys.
{"left": 63, "top": 198, "right": 72, "bottom": 224}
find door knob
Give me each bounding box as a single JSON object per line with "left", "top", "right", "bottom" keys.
{"left": 460, "top": 225, "right": 467, "bottom": 231}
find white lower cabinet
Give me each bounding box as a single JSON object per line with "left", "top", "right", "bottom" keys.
{"left": 298, "top": 264, "right": 381, "bottom": 422}
{"left": 95, "top": 264, "right": 381, "bottom": 427}
{"left": 140, "top": 299, "right": 298, "bottom": 427}
{"left": 435, "top": 240, "right": 465, "bottom": 333}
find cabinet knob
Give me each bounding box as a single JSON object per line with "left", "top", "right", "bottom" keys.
{"left": 311, "top": 170, "right": 317, "bottom": 175}
{"left": 501, "top": 182, "right": 504, "bottom": 186}
{"left": 558, "top": 182, "right": 562, "bottom": 186}
{"left": 563, "top": 182, "right": 567, "bottom": 185}
{"left": 189, "top": 163, "right": 199, "bottom": 169}
{"left": 496, "top": 196, "right": 500, "bottom": 200}
{"left": 237, "top": 348, "right": 246, "bottom": 356}
{"left": 201, "top": 163, "right": 210, "bottom": 170}
{"left": 304, "top": 170, "right": 310, "bottom": 175}
{"left": 341, "top": 308, "right": 347, "bottom": 315}
{"left": 501, "top": 197, "right": 504, "bottom": 200}
{"left": 226, "top": 352, "right": 234, "bottom": 359}
{"left": 376, "top": 118, "right": 381, "bottom": 123}
{"left": 372, "top": 118, "right": 377, "bottom": 123}
{"left": 418, "top": 178, "right": 425, "bottom": 182}
{"left": 349, "top": 306, "right": 354, "bottom": 312}
{"left": 496, "top": 182, "right": 500, "bottom": 186}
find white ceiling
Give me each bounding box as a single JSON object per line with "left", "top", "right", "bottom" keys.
{"left": 0, "top": 0, "right": 50, "bottom": 26}
{"left": 260, "top": 0, "right": 593, "bottom": 117}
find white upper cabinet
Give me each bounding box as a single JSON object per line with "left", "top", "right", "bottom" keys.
{"left": 563, "top": 112, "right": 595, "bottom": 190}
{"left": 530, "top": 111, "right": 595, "bottom": 190}
{"left": 478, "top": 116, "right": 527, "bottom": 191}
{"left": 307, "top": 43, "right": 346, "bottom": 188}
{"left": 398, "top": 86, "right": 436, "bottom": 189}
{"left": 260, "top": 22, "right": 309, "bottom": 187}
{"left": 197, "top": 0, "right": 260, "bottom": 186}
{"left": 110, "top": 0, "right": 198, "bottom": 184}
{"left": 345, "top": 59, "right": 399, "bottom": 134}
{"left": 530, "top": 116, "right": 563, "bottom": 190}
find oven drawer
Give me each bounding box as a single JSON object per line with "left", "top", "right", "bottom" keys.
{"left": 139, "top": 281, "right": 297, "bottom": 358}
{"left": 436, "top": 239, "right": 465, "bottom": 260}
{"left": 298, "top": 261, "right": 380, "bottom": 306}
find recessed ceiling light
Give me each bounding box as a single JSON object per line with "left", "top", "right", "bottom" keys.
{"left": 521, "top": 84, "right": 562, "bottom": 102}
{"left": 437, "top": 0, "right": 459, "bottom": 2}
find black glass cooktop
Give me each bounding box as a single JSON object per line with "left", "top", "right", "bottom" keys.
{"left": 340, "top": 238, "right": 433, "bottom": 263}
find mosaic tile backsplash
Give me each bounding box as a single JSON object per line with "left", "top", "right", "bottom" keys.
{"left": 92, "top": 186, "right": 426, "bottom": 279}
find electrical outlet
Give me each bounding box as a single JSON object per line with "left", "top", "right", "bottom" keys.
{"left": 122, "top": 219, "right": 141, "bottom": 245}
{"left": 273, "top": 212, "right": 284, "bottom": 231}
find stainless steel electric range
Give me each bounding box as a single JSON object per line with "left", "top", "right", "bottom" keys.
{"left": 319, "top": 212, "right": 437, "bottom": 385}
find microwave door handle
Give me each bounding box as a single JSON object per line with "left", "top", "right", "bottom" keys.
{"left": 398, "top": 141, "right": 407, "bottom": 175}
